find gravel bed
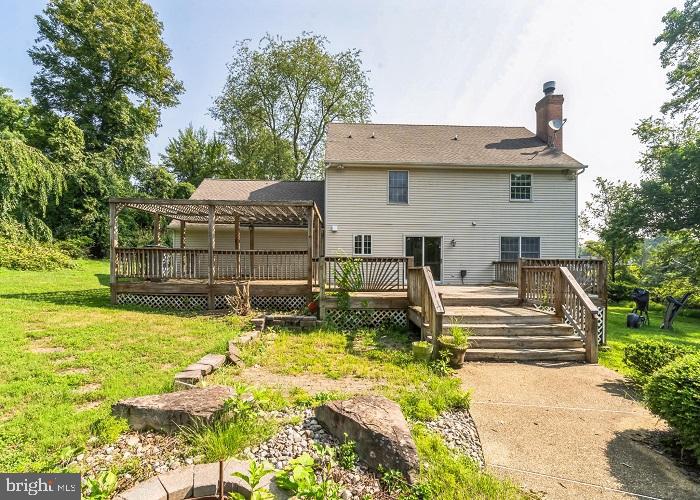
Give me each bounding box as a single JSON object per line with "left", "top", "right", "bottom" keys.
{"left": 70, "top": 431, "right": 195, "bottom": 492}
{"left": 425, "top": 408, "right": 485, "bottom": 468}
{"left": 244, "top": 409, "right": 389, "bottom": 499}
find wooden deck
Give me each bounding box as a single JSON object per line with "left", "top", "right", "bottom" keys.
{"left": 113, "top": 278, "right": 311, "bottom": 297}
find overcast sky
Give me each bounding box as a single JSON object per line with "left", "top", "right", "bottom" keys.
{"left": 1, "top": 0, "right": 678, "bottom": 210}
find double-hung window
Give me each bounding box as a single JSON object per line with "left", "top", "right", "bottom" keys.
{"left": 500, "top": 236, "right": 540, "bottom": 260}
{"left": 510, "top": 173, "right": 532, "bottom": 201}
{"left": 353, "top": 235, "right": 372, "bottom": 255}
{"left": 388, "top": 171, "right": 409, "bottom": 204}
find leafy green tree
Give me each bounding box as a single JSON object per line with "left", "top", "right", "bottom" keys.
{"left": 29, "top": 0, "right": 184, "bottom": 174}
{"left": 160, "top": 125, "right": 233, "bottom": 186}
{"left": 136, "top": 165, "right": 195, "bottom": 199}
{"left": 655, "top": 0, "right": 700, "bottom": 116}
{"left": 212, "top": 33, "right": 373, "bottom": 180}
{"left": 580, "top": 177, "right": 644, "bottom": 282}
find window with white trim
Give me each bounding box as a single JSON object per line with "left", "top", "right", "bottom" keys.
{"left": 388, "top": 171, "right": 409, "bottom": 204}
{"left": 510, "top": 173, "right": 532, "bottom": 200}
{"left": 353, "top": 234, "right": 372, "bottom": 255}
{"left": 500, "top": 236, "right": 540, "bottom": 261}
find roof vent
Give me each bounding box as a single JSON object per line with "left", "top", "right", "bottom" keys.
{"left": 543, "top": 80, "right": 556, "bottom": 95}
{"left": 347, "top": 134, "right": 352, "bottom": 139}
{"left": 370, "top": 132, "right": 375, "bottom": 139}
{"left": 452, "top": 135, "right": 458, "bottom": 141}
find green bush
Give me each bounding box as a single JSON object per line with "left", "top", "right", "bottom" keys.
{"left": 607, "top": 281, "right": 637, "bottom": 303}
{"left": 54, "top": 237, "right": 92, "bottom": 259}
{"left": 624, "top": 340, "right": 695, "bottom": 377}
{"left": 0, "top": 237, "right": 73, "bottom": 270}
{"left": 645, "top": 353, "right": 700, "bottom": 462}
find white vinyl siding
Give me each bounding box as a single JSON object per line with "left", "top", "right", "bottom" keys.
{"left": 325, "top": 166, "right": 577, "bottom": 284}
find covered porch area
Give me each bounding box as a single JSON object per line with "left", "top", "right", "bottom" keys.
{"left": 108, "top": 198, "right": 323, "bottom": 310}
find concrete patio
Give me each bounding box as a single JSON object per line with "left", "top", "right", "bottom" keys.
{"left": 458, "top": 362, "right": 700, "bottom": 499}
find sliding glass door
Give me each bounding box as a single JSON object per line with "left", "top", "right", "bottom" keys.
{"left": 405, "top": 236, "right": 442, "bottom": 281}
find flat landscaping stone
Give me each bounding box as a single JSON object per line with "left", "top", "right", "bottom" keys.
{"left": 174, "top": 370, "right": 203, "bottom": 385}
{"left": 193, "top": 462, "right": 219, "bottom": 497}
{"left": 198, "top": 353, "right": 226, "bottom": 370}
{"left": 112, "top": 385, "right": 235, "bottom": 433}
{"left": 184, "top": 363, "right": 213, "bottom": 376}
{"left": 236, "top": 330, "right": 261, "bottom": 345}
{"left": 116, "top": 476, "right": 167, "bottom": 500}
{"left": 156, "top": 464, "right": 194, "bottom": 500}
{"left": 227, "top": 341, "right": 243, "bottom": 365}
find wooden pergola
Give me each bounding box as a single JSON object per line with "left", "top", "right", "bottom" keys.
{"left": 108, "top": 198, "right": 323, "bottom": 308}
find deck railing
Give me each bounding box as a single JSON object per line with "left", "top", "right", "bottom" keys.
{"left": 493, "top": 261, "right": 518, "bottom": 284}
{"left": 519, "top": 264, "right": 599, "bottom": 362}
{"left": 520, "top": 258, "right": 606, "bottom": 299}
{"left": 115, "top": 247, "right": 309, "bottom": 281}
{"left": 407, "top": 266, "right": 445, "bottom": 352}
{"left": 319, "top": 256, "right": 410, "bottom": 292}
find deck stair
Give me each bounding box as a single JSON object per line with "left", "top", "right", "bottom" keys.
{"left": 440, "top": 304, "right": 585, "bottom": 361}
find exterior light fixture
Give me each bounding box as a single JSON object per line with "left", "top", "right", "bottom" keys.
{"left": 450, "top": 239, "right": 456, "bottom": 247}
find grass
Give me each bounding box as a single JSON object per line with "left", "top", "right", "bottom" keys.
{"left": 207, "top": 327, "right": 471, "bottom": 421}
{"left": 0, "top": 259, "right": 247, "bottom": 472}
{"left": 599, "top": 304, "right": 700, "bottom": 376}
{"left": 412, "top": 425, "right": 531, "bottom": 499}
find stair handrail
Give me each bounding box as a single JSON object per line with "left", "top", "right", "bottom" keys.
{"left": 407, "top": 266, "right": 444, "bottom": 352}
{"left": 558, "top": 267, "right": 599, "bottom": 363}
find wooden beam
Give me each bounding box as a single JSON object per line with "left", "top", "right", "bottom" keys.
{"left": 180, "top": 220, "right": 187, "bottom": 248}
{"left": 207, "top": 205, "right": 216, "bottom": 309}
{"left": 153, "top": 213, "right": 161, "bottom": 245}
{"left": 249, "top": 225, "right": 255, "bottom": 279}
{"left": 109, "top": 202, "right": 118, "bottom": 304}
{"left": 234, "top": 215, "right": 241, "bottom": 277}
{"left": 307, "top": 206, "right": 314, "bottom": 293}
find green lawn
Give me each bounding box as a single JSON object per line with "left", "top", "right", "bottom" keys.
{"left": 599, "top": 305, "right": 700, "bottom": 375}
{"left": 0, "top": 259, "right": 245, "bottom": 472}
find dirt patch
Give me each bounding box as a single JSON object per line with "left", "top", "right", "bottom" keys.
{"left": 73, "top": 383, "right": 101, "bottom": 394}
{"left": 29, "top": 340, "right": 65, "bottom": 354}
{"left": 53, "top": 356, "right": 76, "bottom": 364}
{"left": 239, "top": 366, "right": 380, "bottom": 395}
{"left": 76, "top": 401, "right": 102, "bottom": 412}
{"left": 60, "top": 368, "right": 90, "bottom": 376}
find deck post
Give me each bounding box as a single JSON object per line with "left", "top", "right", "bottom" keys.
{"left": 109, "top": 202, "right": 119, "bottom": 304}
{"left": 307, "top": 207, "right": 314, "bottom": 295}
{"left": 553, "top": 268, "right": 563, "bottom": 317}
{"left": 249, "top": 225, "right": 255, "bottom": 279}
{"left": 234, "top": 215, "right": 241, "bottom": 278}
{"left": 207, "top": 205, "right": 216, "bottom": 309}
{"left": 318, "top": 256, "right": 326, "bottom": 320}
{"left": 180, "top": 220, "right": 187, "bottom": 278}
{"left": 517, "top": 258, "right": 525, "bottom": 303}
{"left": 153, "top": 214, "right": 161, "bottom": 245}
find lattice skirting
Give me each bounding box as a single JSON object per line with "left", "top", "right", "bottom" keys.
{"left": 324, "top": 309, "right": 408, "bottom": 330}
{"left": 117, "top": 293, "right": 306, "bottom": 312}
{"left": 251, "top": 296, "right": 306, "bottom": 312}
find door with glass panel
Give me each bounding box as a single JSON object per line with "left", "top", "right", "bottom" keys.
{"left": 405, "top": 236, "right": 442, "bottom": 281}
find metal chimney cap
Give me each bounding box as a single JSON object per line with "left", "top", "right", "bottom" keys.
{"left": 543, "top": 81, "right": 556, "bottom": 95}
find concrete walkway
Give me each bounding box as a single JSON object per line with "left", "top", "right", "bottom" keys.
{"left": 458, "top": 362, "right": 700, "bottom": 499}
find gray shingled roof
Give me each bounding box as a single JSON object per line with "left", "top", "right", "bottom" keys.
{"left": 191, "top": 179, "right": 325, "bottom": 216}
{"left": 325, "top": 123, "right": 584, "bottom": 168}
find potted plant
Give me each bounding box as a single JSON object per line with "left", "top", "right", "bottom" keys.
{"left": 437, "top": 326, "right": 471, "bottom": 368}
{"left": 412, "top": 340, "right": 432, "bottom": 361}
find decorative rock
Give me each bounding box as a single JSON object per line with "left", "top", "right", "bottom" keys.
{"left": 198, "top": 353, "right": 227, "bottom": 370}
{"left": 251, "top": 317, "right": 265, "bottom": 330}
{"left": 426, "top": 409, "right": 485, "bottom": 468}
{"left": 173, "top": 370, "right": 202, "bottom": 386}
{"left": 227, "top": 340, "right": 243, "bottom": 365}
{"left": 315, "top": 395, "right": 419, "bottom": 483}
{"left": 236, "top": 330, "right": 261, "bottom": 345}
{"left": 112, "top": 386, "right": 235, "bottom": 433}
{"left": 193, "top": 462, "right": 219, "bottom": 497}
{"left": 115, "top": 476, "right": 167, "bottom": 500}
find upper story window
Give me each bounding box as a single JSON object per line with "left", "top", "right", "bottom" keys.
{"left": 500, "top": 236, "right": 540, "bottom": 261}
{"left": 510, "top": 173, "right": 532, "bottom": 201}
{"left": 388, "top": 171, "right": 409, "bottom": 204}
{"left": 354, "top": 234, "right": 372, "bottom": 255}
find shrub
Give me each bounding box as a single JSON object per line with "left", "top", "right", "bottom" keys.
{"left": 54, "top": 236, "right": 92, "bottom": 259}
{"left": 623, "top": 340, "right": 695, "bottom": 377}
{"left": 607, "top": 281, "right": 637, "bottom": 303}
{"left": 0, "top": 237, "right": 73, "bottom": 270}
{"left": 645, "top": 353, "right": 700, "bottom": 462}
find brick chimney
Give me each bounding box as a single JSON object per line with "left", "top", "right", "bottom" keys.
{"left": 535, "top": 81, "right": 564, "bottom": 150}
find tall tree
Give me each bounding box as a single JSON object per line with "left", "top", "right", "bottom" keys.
{"left": 212, "top": 33, "right": 373, "bottom": 180}
{"left": 656, "top": 0, "right": 700, "bottom": 116}
{"left": 580, "top": 177, "right": 644, "bottom": 282}
{"left": 28, "top": 0, "right": 184, "bottom": 174}
{"left": 160, "top": 125, "right": 232, "bottom": 186}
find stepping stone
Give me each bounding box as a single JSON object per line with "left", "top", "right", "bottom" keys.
{"left": 112, "top": 385, "right": 235, "bottom": 433}
{"left": 316, "top": 395, "right": 419, "bottom": 483}
{"left": 157, "top": 465, "right": 194, "bottom": 500}
{"left": 227, "top": 341, "right": 243, "bottom": 366}
{"left": 198, "top": 354, "right": 226, "bottom": 370}
{"left": 174, "top": 370, "right": 203, "bottom": 386}
{"left": 115, "top": 475, "right": 167, "bottom": 500}
{"left": 184, "top": 363, "right": 213, "bottom": 376}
